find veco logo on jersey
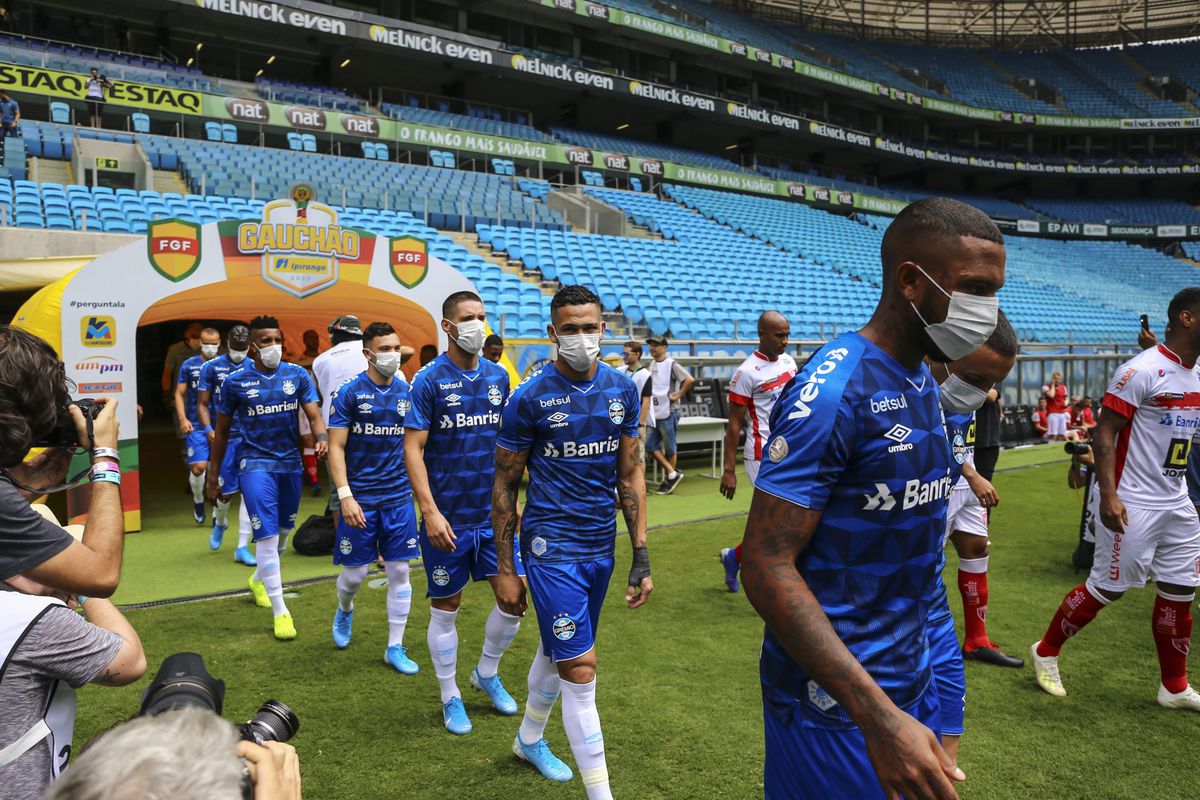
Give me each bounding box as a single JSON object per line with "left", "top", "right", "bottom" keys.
{"left": 389, "top": 236, "right": 428, "bottom": 289}
{"left": 148, "top": 219, "right": 202, "bottom": 282}
{"left": 787, "top": 347, "right": 850, "bottom": 420}
{"left": 81, "top": 315, "right": 116, "bottom": 347}
{"left": 74, "top": 356, "right": 124, "bottom": 375}
{"left": 238, "top": 184, "right": 358, "bottom": 298}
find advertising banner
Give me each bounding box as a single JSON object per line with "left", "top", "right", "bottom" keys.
{"left": 0, "top": 62, "right": 203, "bottom": 114}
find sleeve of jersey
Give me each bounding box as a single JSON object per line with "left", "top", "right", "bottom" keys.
{"left": 176, "top": 359, "right": 190, "bottom": 386}
{"left": 497, "top": 388, "right": 535, "bottom": 452}
{"left": 753, "top": 376, "right": 855, "bottom": 512}
{"left": 216, "top": 379, "right": 237, "bottom": 416}
{"left": 1102, "top": 363, "right": 1150, "bottom": 420}
{"left": 622, "top": 381, "right": 640, "bottom": 438}
{"left": 328, "top": 386, "right": 352, "bottom": 429}
{"left": 196, "top": 363, "right": 212, "bottom": 393}
{"left": 728, "top": 368, "right": 754, "bottom": 407}
{"left": 299, "top": 370, "right": 320, "bottom": 405}
{"left": 404, "top": 375, "right": 432, "bottom": 431}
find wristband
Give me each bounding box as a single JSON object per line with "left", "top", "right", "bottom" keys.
{"left": 628, "top": 545, "right": 651, "bottom": 587}
{"left": 76, "top": 595, "right": 89, "bottom": 605}
{"left": 336, "top": 485, "right": 353, "bottom": 500}
{"left": 315, "top": 433, "right": 329, "bottom": 443}
{"left": 91, "top": 447, "right": 120, "bottom": 463}
{"left": 90, "top": 468, "right": 121, "bottom": 485}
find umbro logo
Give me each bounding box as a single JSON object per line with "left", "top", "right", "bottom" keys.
{"left": 885, "top": 424, "right": 911, "bottom": 443}
{"left": 357, "top": 402, "right": 373, "bottom": 412}
{"left": 445, "top": 393, "right": 461, "bottom": 403}
{"left": 246, "top": 389, "right": 259, "bottom": 399}
{"left": 548, "top": 412, "right": 569, "bottom": 424}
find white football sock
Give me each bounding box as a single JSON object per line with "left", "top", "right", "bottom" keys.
{"left": 237, "top": 500, "right": 252, "bottom": 549}
{"left": 384, "top": 561, "right": 413, "bottom": 647}
{"left": 561, "top": 677, "right": 611, "bottom": 800}
{"left": 428, "top": 607, "right": 460, "bottom": 702}
{"left": 478, "top": 604, "right": 521, "bottom": 679}
{"left": 336, "top": 564, "right": 369, "bottom": 612}
{"left": 214, "top": 498, "right": 230, "bottom": 527}
{"left": 518, "top": 642, "right": 560, "bottom": 746}
{"left": 256, "top": 536, "right": 289, "bottom": 617}
{"left": 276, "top": 528, "right": 290, "bottom": 563}
{"left": 189, "top": 470, "right": 206, "bottom": 502}
{"left": 959, "top": 556, "right": 989, "bottom": 573}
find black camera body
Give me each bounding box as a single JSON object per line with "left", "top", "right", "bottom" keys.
{"left": 1064, "top": 441, "right": 1091, "bottom": 456}
{"left": 33, "top": 398, "right": 101, "bottom": 449}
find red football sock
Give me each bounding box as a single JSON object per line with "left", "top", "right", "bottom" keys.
{"left": 1037, "top": 583, "right": 1106, "bottom": 657}
{"left": 1152, "top": 592, "right": 1193, "bottom": 694}
{"left": 733, "top": 543, "right": 743, "bottom": 564}
{"left": 957, "top": 557, "right": 991, "bottom": 649}
{"left": 302, "top": 449, "right": 318, "bottom": 486}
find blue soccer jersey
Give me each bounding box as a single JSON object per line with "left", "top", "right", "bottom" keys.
{"left": 177, "top": 355, "right": 208, "bottom": 427}
{"left": 405, "top": 353, "right": 509, "bottom": 530}
{"left": 217, "top": 362, "right": 318, "bottom": 474}
{"left": 755, "top": 332, "right": 952, "bottom": 725}
{"left": 498, "top": 362, "right": 640, "bottom": 563}
{"left": 198, "top": 354, "right": 244, "bottom": 437}
{"left": 927, "top": 410, "right": 976, "bottom": 615}
{"left": 328, "top": 371, "right": 412, "bottom": 508}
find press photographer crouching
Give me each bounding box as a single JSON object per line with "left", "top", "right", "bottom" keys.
{"left": 0, "top": 325, "right": 125, "bottom": 597}
{"left": 1066, "top": 441, "right": 1098, "bottom": 572}
{"left": 43, "top": 653, "right": 303, "bottom": 800}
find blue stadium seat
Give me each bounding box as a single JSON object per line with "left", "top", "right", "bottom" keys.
{"left": 131, "top": 112, "right": 150, "bottom": 133}
{"left": 49, "top": 102, "right": 70, "bottom": 124}
{"left": 204, "top": 122, "right": 222, "bottom": 142}
{"left": 221, "top": 123, "right": 237, "bottom": 144}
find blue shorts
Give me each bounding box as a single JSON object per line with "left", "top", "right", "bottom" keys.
{"left": 419, "top": 524, "right": 525, "bottom": 599}
{"left": 526, "top": 557, "right": 615, "bottom": 662}
{"left": 185, "top": 427, "right": 211, "bottom": 465}
{"left": 763, "top": 681, "right": 941, "bottom": 800}
{"left": 240, "top": 471, "right": 301, "bottom": 542}
{"left": 216, "top": 435, "right": 242, "bottom": 496}
{"left": 645, "top": 411, "right": 678, "bottom": 456}
{"left": 335, "top": 502, "right": 419, "bottom": 566}
{"left": 927, "top": 610, "right": 966, "bottom": 736}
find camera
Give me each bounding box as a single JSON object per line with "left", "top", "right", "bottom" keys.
{"left": 1064, "top": 441, "right": 1091, "bottom": 456}
{"left": 140, "top": 652, "right": 299, "bottom": 744}
{"left": 33, "top": 398, "right": 101, "bottom": 449}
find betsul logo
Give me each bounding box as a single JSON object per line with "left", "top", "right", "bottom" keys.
{"left": 81, "top": 315, "right": 116, "bottom": 347}
{"left": 148, "top": 218, "right": 202, "bottom": 282}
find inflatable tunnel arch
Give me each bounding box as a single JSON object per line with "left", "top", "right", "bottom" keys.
{"left": 12, "top": 185, "right": 517, "bottom": 531}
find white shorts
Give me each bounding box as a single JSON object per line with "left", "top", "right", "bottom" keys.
{"left": 745, "top": 458, "right": 760, "bottom": 487}
{"left": 298, "top": 408, "right": 311, "bottom": 437}
{"left": 1046, "top": 412, "right": 1069, "bottom": 437}
{"left": 947, "top": 486, "right": 988, "bottom": 537}
{"left": 1088, "top": 502, "right": 1200, "bottom": 592}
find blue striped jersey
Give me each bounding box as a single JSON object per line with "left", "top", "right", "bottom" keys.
{"left": 329, "top": 370, "right": 412, "bottom": 507}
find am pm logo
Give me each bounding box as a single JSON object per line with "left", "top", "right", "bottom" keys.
{"left": 81, "top": 315, "right": 115, "bottom": 347}
{"left": 390, "top": 236, "right": 428, "bottom": 289}
{"left": 148, "top": 219, "right": 202, "bottom": 282}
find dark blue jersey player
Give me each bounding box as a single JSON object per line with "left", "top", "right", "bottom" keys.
{"left": 404, "top": 291, "right": 522, "bottom": 736}
{"left": 175, "top": 326, "right": 221, "bottom": 526}
{"left": 493, "top": 285, "right": 650, "bottom": 797}
{"left": 741, "top": 199, "right": 1005, "bottom": 800}
{"left": 327, "top": 322, "right": 420, "bottom": 676}
{"left": 207, "top": 315, "right": 326, "bottom": 642}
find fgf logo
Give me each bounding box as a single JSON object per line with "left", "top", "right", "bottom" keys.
{"left": 81, "top": 315, "right": 116, "bottom": 347}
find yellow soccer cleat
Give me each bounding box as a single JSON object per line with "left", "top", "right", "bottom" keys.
{"left": 273, "top": 613, "right": 297, "bottom": 641}
{"left": 248, "top": 575, "right": 270, "bottom": 608}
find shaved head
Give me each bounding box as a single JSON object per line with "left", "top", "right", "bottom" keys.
{"left": 757, "top": 310, "right": 790, "bottom": 359}
{"left": 881, "top": 198, "right": 1003, "bottom": 290}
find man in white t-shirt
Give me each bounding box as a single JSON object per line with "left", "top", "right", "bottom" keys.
{"left": 646, "top": 335, "right": 693, "bottom": 494}
{"left": 312, "top": 315, "right": 367, "bottom": 517}
{"left": 717, "top": 311, "right": 796, "bottom": 592}
{"left": 1031, "top": 288, "right": 1200, "bottom": 711}
{"left": 618, "top": 341, "right": 653, "bottom": 461}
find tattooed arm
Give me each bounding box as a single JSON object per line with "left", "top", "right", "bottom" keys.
{"left": 81, "top": 598, "right": 147, "bottom": 687}
{"left": 741, "top": 490, "right": 962, "bottom": 800}
{"left": 617, "top": 434, "right": 652, "bottom": 608}
{"left": 491, "top": 445, "right": 530, "bottom": 615}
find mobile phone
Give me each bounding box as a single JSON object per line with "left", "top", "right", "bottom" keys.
{"left": 1140, "top": 314, "right": 1150, "bottom": 331}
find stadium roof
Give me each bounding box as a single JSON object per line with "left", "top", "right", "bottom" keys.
{"left": 735, "top": 0, "right": 1200, "bottom": 48}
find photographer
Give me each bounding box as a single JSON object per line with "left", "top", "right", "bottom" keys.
{"left": 1066, "top": 441, "right": 1097, "bottom": 571}
{"left": 0, "top": 325, "right": 125, "bottom": 597}
{"left": 0, "top": 534, "right": 146, "bottom": 800}
{"left": 41, "top": 707, "right": 302, "bottom": 800}
{"left": 84, "top": 67, "right": 111, "bottom": 128}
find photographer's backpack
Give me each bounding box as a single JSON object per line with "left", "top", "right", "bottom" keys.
{"left": 292, "top": 514, "right": 335, "bottom": 556}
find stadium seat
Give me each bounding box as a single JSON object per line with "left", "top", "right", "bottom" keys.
{"left": 49, "top": 102, "right": 71, "bottom": 124}
{"left": 131, "top": 112, "right": 150, "bottom": 133}
{"left": 287, "top": 132, "right": 303, "bottom": 151}
{"left": 301, "top": 133, "right": 316, "bottom": 152}
{"left": 204, "top": 122, "right": 222, "bottom": 142}
{"left": 221, "top": 123, "right": 237, "bottom": 144}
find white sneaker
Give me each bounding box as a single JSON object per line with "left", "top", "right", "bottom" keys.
{"left": 1157, "top": 683, "right": 1200, "bottom": 711}
{"left": 1030, "top": 641, "right": 1066, "bottom": 697}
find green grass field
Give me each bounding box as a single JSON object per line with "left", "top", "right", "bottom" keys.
{"left": 71, "top": 442, "right": 1198, "bottom": 800}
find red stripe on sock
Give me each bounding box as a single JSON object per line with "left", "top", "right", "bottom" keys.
{"left": 1038, "top": 584, "right": 1105, "bottom": 657}
{"left": 1153, "top": 595, "right": 1193, "bottom": 695}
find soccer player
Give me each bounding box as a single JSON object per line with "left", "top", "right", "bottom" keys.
{"left": 404, "top": 291, "right": 522, "bottom": 735}
{"left": 483, "top": 333, "right": 505, "bottom": 364}
{"left": 175, "top": 327, "right": 222, "bottom": 525}
{"left": 207, "top": 315, "right": 326, "bottom": 641}
{"left": 493, "top": 284, "right": 651, "bottom": 798}
{"left": 196, "top": 324, "right": 256, "bottom": 565}
{"left": 718, "top": 311, "right": 797, "bottom": 592}
{"left": 1031, "top": 288, "right": 1200, "bottom": 710}
{"left": 740, "top": 198, "right": 1004, "bottom": 799}
{"left": 327, "top": 322, "right": 419, "bottom": 674}
{"left": 927, "top": 311, "right": 1017, "bottom": 766}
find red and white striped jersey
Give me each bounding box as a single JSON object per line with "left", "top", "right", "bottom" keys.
{"left": 1102, "top": 344, "right": 1200, "bottom": 508}
{"left": 729, "top": 350, "right": 797, "bottom": 462}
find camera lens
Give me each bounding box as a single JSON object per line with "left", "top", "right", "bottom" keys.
{"left": 240, "top": 700, "right": 299, "bottom": 744}
{"left": 139, "top": 652, "right": 226, "bottom": 717}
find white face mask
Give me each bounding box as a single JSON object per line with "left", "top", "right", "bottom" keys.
{"left": 448, "top": 319, "right": 485, "bottom": 355}
{"left": 228, "top": 348, "right": 248, "bottom": 364}
{"left": 201, "top": 343, "right": 219, "bottom": 359}
{"left": 939, "top": 364, "right": 990, "bottom": 413}
{"left": 910, "top": 265, "right": 998, "bottom": 362}
{"left": 257, "top": 344, "right": 283, "bottom": 369}
{"left": 555, "top": 330, "right": 602, "bottom": 372}
{"left": 371, "top": 350, "right": 402, "bottom": 378}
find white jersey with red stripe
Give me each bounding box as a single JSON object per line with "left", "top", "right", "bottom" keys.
{"left": 1102, "top": 344, "right": 1200, "bottom": 508}
{"left": 728, "top": 350, "right": 798, "bottom": 462}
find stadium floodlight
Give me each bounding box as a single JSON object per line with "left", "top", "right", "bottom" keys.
{"left": 186, "top": 57, "right": 193, "bottom": 66}
{"left": 724, "top": 143, "right": 738, "bottom": 150}
{"left": 255, "top": 68, "right": 264, "bottom": 77}
{"left": 194, "top": 42, "right": 203, "bottom": 51}
{"left": 340, "top": 58, "right": 351, "bottom": 68}
{"left": 267, "top": 55, "right": 276, "bottom": 65}
{"left": 616, "top": 123, "right": 629, "bottom": 130}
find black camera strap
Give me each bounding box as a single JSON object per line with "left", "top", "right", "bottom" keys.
{"left": 1, "top": 456, "right": 91, "bottom": 495}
